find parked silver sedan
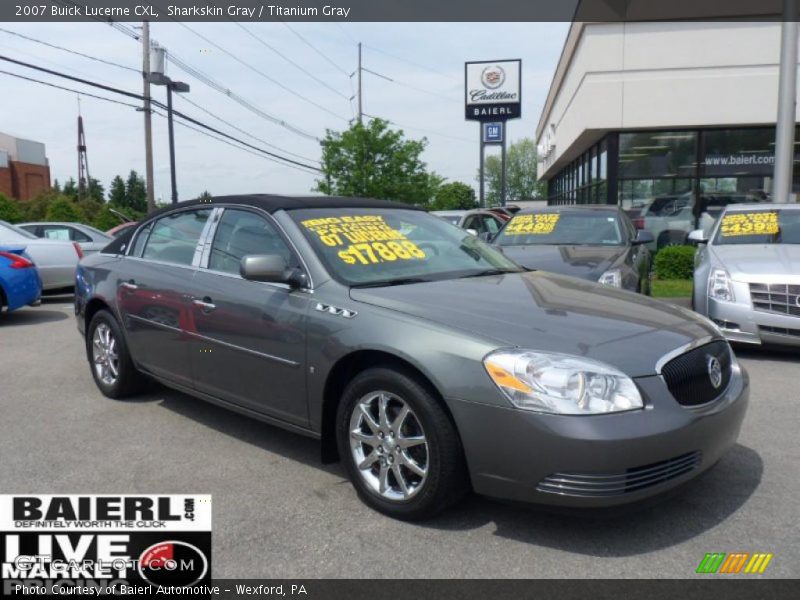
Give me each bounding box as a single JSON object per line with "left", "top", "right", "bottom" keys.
{"left": 690, "top": 203, "right": 800, "bottom": 347}
{"left": 0, "top": 220, "right": 82, "bottom": 291}
{"left": 19, "top": 221, "right": 112, "bottom": 255}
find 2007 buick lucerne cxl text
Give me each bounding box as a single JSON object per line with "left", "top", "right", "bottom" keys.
{"left": 75, "top": 195, "right": 749, "bottom": 519}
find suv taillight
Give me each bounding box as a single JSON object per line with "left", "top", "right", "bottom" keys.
{"left": 0, "top": 251, "right": 34, "bottom": 269}
{"left": 72, "top": 242, "right": 84, "bottom": 259}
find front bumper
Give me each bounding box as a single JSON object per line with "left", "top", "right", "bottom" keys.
{"left": 446, "top": 365, "right": 749, "bottom": 507}
{"left": 708, "top": 297, "right": 800, "bottom": 348}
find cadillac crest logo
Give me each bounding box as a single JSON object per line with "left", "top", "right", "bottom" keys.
{"left": 481, "top": 65, "right": 505, "bottom": 89}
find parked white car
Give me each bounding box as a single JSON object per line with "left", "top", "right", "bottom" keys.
{"left": 0, "top": 220, "right": 83, "bottom": 291}
{"left": 19, "top": 222, "right": 112, "bottom": 255}
{"left": 690, "top": 203, "right": 800, "bottom": 348}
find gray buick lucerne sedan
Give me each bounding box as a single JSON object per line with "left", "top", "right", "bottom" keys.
{"left": 75, "top": 195, "right": 748, "bottom": 519}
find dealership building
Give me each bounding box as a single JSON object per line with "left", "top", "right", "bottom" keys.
{"left": 536, "top": 21, "right": 798, "bottom": 214}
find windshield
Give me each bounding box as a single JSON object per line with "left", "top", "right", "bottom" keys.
{"left": 0, "top": 220, "right": 37, "bottom": 239}
{"left": 290, "top": 208, "right": 522, "bottom": 286}
{"left": 495, "top": 212, "right": 625, "bottom": 247}
{"left": 714, "top": 209, "right": 800, "bottom": 245}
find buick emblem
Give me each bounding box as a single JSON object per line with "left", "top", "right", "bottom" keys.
{"left": 481, "top": 65, "right": 506, "bottom": 89}
{"left": 706, "top": 355, "right": 723, "bottom": 390}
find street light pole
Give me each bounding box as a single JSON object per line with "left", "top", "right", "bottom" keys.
{"left": 166, "top": 83, "right": 178, "bottom": 205}
{"left": 773, "top": 0, "right": 798, "bottom": 202}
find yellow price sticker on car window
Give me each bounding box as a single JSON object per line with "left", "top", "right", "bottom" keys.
{"left": 719, "top": 212, "right": 779, "bottom": 237}
{"left": 301, "top": 215, "right": 427, "bottom": 264}
{"left": 504, "top": 213, "right": 560, "bottom": 235}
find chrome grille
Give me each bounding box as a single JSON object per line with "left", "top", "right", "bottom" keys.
{"left": 749, "top": 283, "right": 800, "bottom": 317}
{"left": 536, "top": 451, "right": 701, "bottom": 497}
{"left": 760, "top": 325, "right": 800, "bottom": 338}
{"left": 661, "top": 341, "right": 732, "bottom": 407}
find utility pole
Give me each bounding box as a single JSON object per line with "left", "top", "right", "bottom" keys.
{"left": 142, "top": 21, "right": 156, "bottom": 213}
{"left": 357, "top": 42, "right": 363, "bottom": 124}
{"left": 77, "top": 100, "right": 90, "bottom": 202}
{"left": 773, "top": 0, "right": 798, "bottom": 202}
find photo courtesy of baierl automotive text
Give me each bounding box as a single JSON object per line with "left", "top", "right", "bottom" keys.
{"left": 0, "top": 0, "right": 797, "bottom": 598}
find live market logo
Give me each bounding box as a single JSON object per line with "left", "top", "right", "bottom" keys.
{"left": 0, "top": 495, "right": 212, "bottom": 595}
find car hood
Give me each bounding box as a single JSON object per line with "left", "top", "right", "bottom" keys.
{"left": 350, "top": 271, "right": 716, "bottom": 378}
{"left": 498, "top": 244, "right": 626, "bottom": 281}
{"left": 711, "top": 244, "right": 800, "bottom": 280}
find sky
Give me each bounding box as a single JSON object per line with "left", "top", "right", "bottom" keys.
{"left": 0, "top": 20, "right": 569, "bottom": 202}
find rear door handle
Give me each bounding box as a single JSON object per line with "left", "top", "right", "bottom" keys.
{"left": 119, "top": 280, "right": 138, "bottom": 291}
{"left": 193, "top": 297, "right": 216, "bottom": 312}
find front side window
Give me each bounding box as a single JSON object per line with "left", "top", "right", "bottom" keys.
{"left": 496, "top": 211, "right": 625, "bottom": 247}
{"left": 291, "top": 208, "right": 520, "bottom": 286}
{"left": 141, "top": 209, "right": 212, "bottom": 266}
{"left": 208, "top": 209, "right": 293, "bottom": 275}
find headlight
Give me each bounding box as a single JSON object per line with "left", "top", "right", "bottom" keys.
{"left": 598, "top": 268, "right": 622, "bottom": 288}
{"left": 483, "top": 349, "right": 643, "bottom": 415}
{"left": 709, "top": 268, "right": 734, "bottom": 302}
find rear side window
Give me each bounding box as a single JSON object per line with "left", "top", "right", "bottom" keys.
{"left": 141, "top": 209, "right": 212, "bottom": 266}
{"left": 208, "top": 209, "right": 293, "bottom": 275}
{"left": 41, "top": 225, "right": 91, "bottom": 243}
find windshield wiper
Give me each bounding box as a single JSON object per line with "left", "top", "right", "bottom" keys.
{"left": 351, "top": 277, "right": 432, "bottom": 289}
{"left": 459, "top": 268, "right": 520, "bottom": 279}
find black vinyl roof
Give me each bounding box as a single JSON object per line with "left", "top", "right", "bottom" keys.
{"left": 156, "top": 194, "right": 422, "bottom": 216}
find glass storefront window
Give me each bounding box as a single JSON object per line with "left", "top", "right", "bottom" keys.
{"left": 619, "top": 131, "right": 697, "bottom": 179}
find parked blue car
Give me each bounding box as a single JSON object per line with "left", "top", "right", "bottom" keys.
{"left": 0, "top": 245, "right": 42, "bottom": 314}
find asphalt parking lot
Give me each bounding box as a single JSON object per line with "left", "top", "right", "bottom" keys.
{"left": 1, "top": 297, "right": 798, "bottom": 579}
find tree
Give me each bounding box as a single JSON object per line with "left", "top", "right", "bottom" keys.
{"left": 88, "top": 177, "right": 105, "bottom": 203}
{"left": 480, "top": 138, "right": 545, "bottom": 205}
{"left": 61, "top": 178, "right": 78, "bottom": 201}
{"left": 317, "top": 118, "right": 439, "bottom": 205}
{"left": 0, "top": 193, "right": 23, "bottom": 223}
{"left": 46, "top": 197, "right": 86, "bottom": 222}
{"left": 108, "top": 175, "right": 127, "bottom": 206}
{"left": 124, "top": 170, "right": 147, "bottom": 213}
{"left": 93, "top": 204, "right": 123, "bottom": 231}
{"left": 195, "top": 190, "right": 212, "bottom": 201}
{"left": 430, "top": 181, "right": 477, "bottom": 210}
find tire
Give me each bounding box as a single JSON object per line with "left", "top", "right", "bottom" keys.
{"left": 336, "top": 366, "right": 469, "bottom": 520}
{"left": 87, "top": 309, "right": 145, "bottom": 399}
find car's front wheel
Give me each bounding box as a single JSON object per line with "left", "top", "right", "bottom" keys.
{"left": 87, "top": 310, "right": 145, "bottom": 399}
{"left": 336, "top": 367, "right": 469, "bottom": 520}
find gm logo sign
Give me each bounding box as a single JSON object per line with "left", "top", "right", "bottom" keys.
{"left": 696, "top": 552, "right": 773, "bottom": 574}
{"left": 483, "top": 122, "right": 503, "bottom": 144}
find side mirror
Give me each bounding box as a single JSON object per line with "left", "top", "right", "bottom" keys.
{"left": 687, "top": 229, "right": 708, "bottom": 244}
{"left": 240, "top": 254, "right": 307, "bottom": 287}
{"left": 465, "top": 228, "right": 478, "bottom": 236}
{"left": 632, "top": 230, "right": 654, "bottom": 245}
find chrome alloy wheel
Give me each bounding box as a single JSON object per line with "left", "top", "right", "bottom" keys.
{"left": 92, "top": 323, "right": 119, "bottom": 386}
{"left": 349, "top": 391, "right": 429, "bottom": 501}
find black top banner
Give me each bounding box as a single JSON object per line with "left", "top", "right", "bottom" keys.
{"left": 0, "top": 0, "right": 793, "bottom": 23}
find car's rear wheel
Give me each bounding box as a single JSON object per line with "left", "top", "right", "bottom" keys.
{"left": 336, "top": 367, "right": 469, "bottom": 520}
{"left": 87, "top": 310, "right": 145, "bottom": 399}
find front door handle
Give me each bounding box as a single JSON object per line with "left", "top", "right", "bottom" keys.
{"left": 193, "top": 297, "right": 216, "bottom": 312}
{"left": 119, "top": 280, "right": 138, "bottom": 291}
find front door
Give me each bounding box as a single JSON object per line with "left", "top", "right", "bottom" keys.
{"left": 116, "top": 208, "right": 213, "bottom": 388}
{"left": 188, "top": 208, "right": 310, "bottom": 426}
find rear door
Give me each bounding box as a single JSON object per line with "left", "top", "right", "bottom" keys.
{"left": 115, "top": 208, "right": 213, "bottom": 387}
{"left": 187, "top": 208, "right": 310, "bottom": 425}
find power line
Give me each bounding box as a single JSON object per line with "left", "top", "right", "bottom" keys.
{"left": 176, "top": 94, "right": 320, "bottom": 164}
{"left": 0, "top": 68, "right": 140, "bottom": 109}
{"left": 362, "top": 66, "right": 456, "bottom": 102}
{"left": 363, "top": 43, "right": 459, "bottom": 82}
{"left": 0, "top": 54, "right": 322, "bottom": 172}
{"left": 0, "top": 28, "right": 139, "bottom": 73}
{"left": 172, "top": 21, "right": 348, "bottom": 122}
{"left": 281, "top": 21, "right": 350, "bottom": 77}
{"left": 233, "top": 23, "right": 349, "bottom": 100}
{"left": 167, "top": 51, "right": 320, "bottom": 141}
{"left": 363, "top": 113, "right": 473, "bottom": 143}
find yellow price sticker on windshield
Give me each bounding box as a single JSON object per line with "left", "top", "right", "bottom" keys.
{"left": 504, "top": 213, "right": 560, "bottom": 235}
{"left": 301, "top": 215, "right": 426, "bottom": 264}
{"left": 719, "top": 212, "right": 778, "bottom": 237}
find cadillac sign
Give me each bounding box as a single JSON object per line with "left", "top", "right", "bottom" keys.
{"left": 465, "top": 59, "right": 522, "bottom": 121}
